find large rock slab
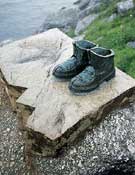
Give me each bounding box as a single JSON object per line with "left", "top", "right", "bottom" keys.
{"left": 0, "top": 28, "right": 135, "bottom": 156}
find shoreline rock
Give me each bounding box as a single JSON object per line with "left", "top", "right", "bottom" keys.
{"left": 78, "top": 0, "right": 90, "bottom": 10}
{"left": 0, "top": 39, "right": 13, "bottom": 47}
{"left": 75, "top": 13, "right": 98, "bottom": 35}
{"left": 127, "top": 41, "right": 135, "bottom": 48}
{"left": 37, "top": 7, "right": 79, "bottom": 34}
{"left": 37, "top": 0, "right": 135, "bottom": 36}
{"left": 37, "top": 0, "right": 102, "bottom": 35}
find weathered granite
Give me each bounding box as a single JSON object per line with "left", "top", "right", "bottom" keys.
{"left": 0, "top": 28, "right": 135, "bottom": 156}
{"left": 27, "top": 69, "right": 135, "bottom": 141}
{"left": 117, "top": 0, "right": 134, "bottom": 14}
{"left": 127, "top": 41, "right": 135, "bottom": 48}
{"left": 32, "top": 103, "right": 135, "bottom": 174}
{"left": 38, "top": 0, "right": 101, "bottom": 35}
{"left": 1, "top": 81, "right": 135, "bottom": 174}
{"left": 75, "top": 14, "right": 99, "bottom": 35}
{"left": 78, "top": 0, "right": 100, "bottom": 19}
{"left": 78, "top": 0, "right": 90, "bottom": 10}
{"left": 107, "top": 13, "right": 117, "bottom": 22}
{"left": 0, "top": 28, "right": 72, "bottom": 90}
{"left": 37, "top": 8, "right": 79, "bottom": 33}
{"left": 0, "top": 39, "right": 13, "bottom": 47}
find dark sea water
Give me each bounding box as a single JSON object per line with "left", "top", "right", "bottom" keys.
{"left": 0, "top": 0, "right": 75, "bottom": 41}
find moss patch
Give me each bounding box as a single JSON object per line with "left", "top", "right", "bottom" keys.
{"left": 66, "top": 28, "right": 75, "bottom": 38}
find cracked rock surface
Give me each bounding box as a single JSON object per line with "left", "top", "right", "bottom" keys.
{"left": 0, "top": 28, "right": 135, "bottom": 173}
{"left": 0, "top": 29, "right": 135, "bottom": 157}
{"left": 30, "top": 102, "right": 135, "bottom": 175}
{"left": 0, "top": 79, "right": 135, "bottom": 174}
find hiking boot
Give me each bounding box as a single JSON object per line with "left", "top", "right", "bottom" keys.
{"left": 69, "top": 47, "right": 115, "bottom": 94}
{"left": 52, "top": 40, "right": 96, "bottom": 79}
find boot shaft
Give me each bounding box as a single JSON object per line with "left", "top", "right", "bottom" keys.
{"left": 73, "top": 40, "right": 96, "bottom": 64}
{"left": 89, "top": 47, "right": 115, "bottom": 70}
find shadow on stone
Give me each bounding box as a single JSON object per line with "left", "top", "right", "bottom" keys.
{"left": 94, "top": 159, "right": 135, "bottom": 175}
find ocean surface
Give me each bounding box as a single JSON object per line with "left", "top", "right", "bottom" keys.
{"left": 0, "top": 0, "right": 75, "bottom": 41}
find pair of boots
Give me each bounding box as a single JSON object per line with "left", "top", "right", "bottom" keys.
{"left": 53, "top": 40, "right": 115, "bottom": 94}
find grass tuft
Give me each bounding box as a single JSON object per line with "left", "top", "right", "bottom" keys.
{"left": 85, "top": 8, "right": 135, "bottom": 78}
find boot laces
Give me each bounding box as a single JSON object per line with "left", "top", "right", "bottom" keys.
{"left": 76, "top": 66, "right": 95, "bottom": 82}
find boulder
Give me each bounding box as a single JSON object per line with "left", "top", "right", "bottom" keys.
{"left": 75, "top": 14, "right": 98, "bottom": 35}
{"left": 0, "top": 39, "right": 13, "bottom": 47}
{"left": 0, "top": 28, "right": 135, "bottom": 156}
{"left": 107, "top": 13, "right": 117, "bottom": 22}
{"left": 117, "top": 0, "right": 134, "bottom": 14}
{"left": 73, "top": 0, "right": 81, "bottom": 5}
{"left": 78, "top": 1, "right": 100, "bottom": 19}
{"left": 127, "top": 41, "right": 135, "bottom": 48}
{"left": 37, "top": 0, "right": 102, "bottom": 35}
{"left": 37, "top": 8, "right": 79, "bottom": 33}
{"left": 33, "top": 104, "right": 135, "bottom": 174}
{"left": 78, "top": 0, "right": 90, "bottom": 10}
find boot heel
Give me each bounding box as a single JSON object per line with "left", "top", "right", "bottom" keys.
{"left": 105, "top": 70, "right": 115, "bottom": 81}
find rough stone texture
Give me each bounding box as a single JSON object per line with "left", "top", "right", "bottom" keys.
{"left": 127, "top": 41, "right": 135, "bottom": 48}
{"left": 0, "top": 39, "right": 13, "bottom": 47}
{"left": 0, "top": 83, "right": 31, "bottom": 175}
{"left": 75, "top": 14, "right": 99, "bottom": 35}
{"left": 73, "top": 0, "right": 82, "bottom": 5}
{"left": 107, "top": 13, "right": 117, "bottom": 22}
{"left": 94, "top": 160, "right": 135, "bottom": 175}
{"left": 0, "top": 28, "right": 135, "bottom": 156}
{"left": 78, "top": 0, "right": 90, "bottom": 10}
{"left": 117, "top": 0, "right": 134, "bottom": 14}
{"left": 38, "top": 0, "right": 101, "bottom": 35}
{"left": 37, "top": 8, "right": 79, "bottom": 33}
{"left": 27, "top": 69, "right": 135, "bottom": 141}
{"left": 0, "top": 106, "right": 30, "bottom": 175}
{"left": 78, "top": 0, "right": 101, "bottom": 19}
{"left": 32, "top": 103, "right": 135, "bottom": 175}
{"left": 0, "top": 80, "right": 135, "bottom": 174}
{"left": 0, "top": 28, "right": 72, "bottom": 91}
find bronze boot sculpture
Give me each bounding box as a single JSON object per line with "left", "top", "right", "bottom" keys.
{"left": 69, "top": 47, "right": 115, "bottom": 94}
{"left": 53, "top": 40, "right": 96, "bottom": 79}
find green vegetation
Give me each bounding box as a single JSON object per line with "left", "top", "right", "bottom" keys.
{"left": 66, "top": 28, "right": 75, "bottom": 38}
{"left": 85, "top": 7, "right": 135, "bottom": 78}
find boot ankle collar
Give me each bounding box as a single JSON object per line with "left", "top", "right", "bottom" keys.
{"left": 87, "top": 47, "right": 115, "bottom": 69}
{"left": 90, "top": 47, "right": 115, "bottom": 58}
{"left": 72, "top": 40, "right": 96, "bottom": 51}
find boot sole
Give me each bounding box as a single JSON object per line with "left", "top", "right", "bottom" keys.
{"left": 53, "top": 71, "right": 81, "bottom": 81}
{"left": 53, "top": 66, "right": 87, "bottom": 81}
{"left": 69, "top": 70, "right": 116, "bottom": 96}
{"left": 53, "top": 76, "right": 72, "bottom": 82}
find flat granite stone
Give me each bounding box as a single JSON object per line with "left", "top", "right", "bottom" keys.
{"left": 0, "top": 28, "right": 135, "bottom": 156}
{"left": 27, "top": 69, "right": 135, "bottom": 141}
